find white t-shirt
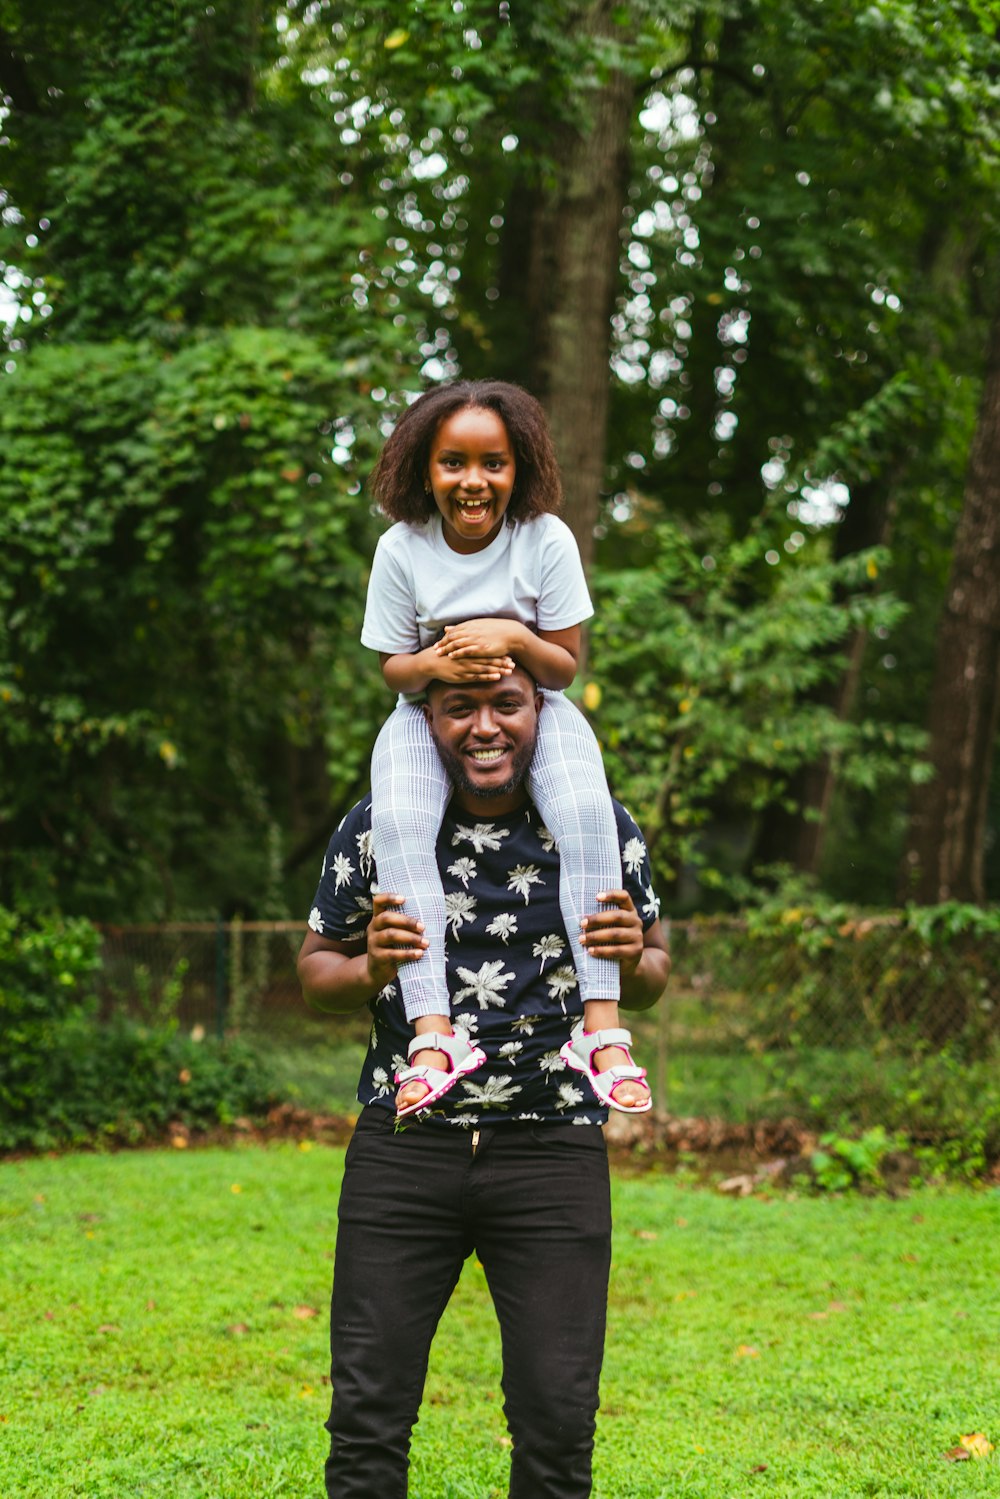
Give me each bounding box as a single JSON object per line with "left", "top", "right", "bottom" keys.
{"left": 361, "top": 513, "right": 593, "bottom": 659}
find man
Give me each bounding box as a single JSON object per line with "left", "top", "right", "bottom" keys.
{"left": 298, "top": 667, "right": 669, "bottom": 1499}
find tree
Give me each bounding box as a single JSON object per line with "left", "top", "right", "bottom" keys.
{"left": 902, "top": 306, "right": 1000, "bottom": 902}
{"left": 0, "top": 0, "right": 415, "bottom": 917}
{"left": 2, "top": 0, "right": 998, "bottom": 918}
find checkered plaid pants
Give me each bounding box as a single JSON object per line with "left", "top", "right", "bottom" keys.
{"left": 370, "top": 692, "right": 622, "bottom": 1021}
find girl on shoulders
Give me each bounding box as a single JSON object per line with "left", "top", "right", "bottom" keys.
{"left": 362, "top": 380, "right": 651, "bottom": 1118}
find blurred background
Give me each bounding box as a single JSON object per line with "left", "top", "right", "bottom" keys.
{"left": 2, "top": 2, "right": 998, "bottom": 1153}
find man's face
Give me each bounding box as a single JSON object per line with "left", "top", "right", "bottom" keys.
{"left": 423, "top": 670, "right": 543, "bottom": 810}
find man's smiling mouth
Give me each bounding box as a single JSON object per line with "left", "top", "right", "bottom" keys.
{"left": 469, "top": 748, "right": 506, "bottom": 762}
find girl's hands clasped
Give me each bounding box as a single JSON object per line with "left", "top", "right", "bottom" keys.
{"left": 435, "top": 618, "right": 526, "bottom": 661}
{"left": 431, "top": 651, "right": 515, "bottom": 683}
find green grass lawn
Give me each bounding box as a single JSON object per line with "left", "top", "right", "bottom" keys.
{"left": 1, "top": 1145, "right": 997, "bottom": 1498}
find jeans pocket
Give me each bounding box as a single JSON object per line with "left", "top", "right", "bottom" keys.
{"left": 528, "top": 1122, "right": 607, "bottom": 1154}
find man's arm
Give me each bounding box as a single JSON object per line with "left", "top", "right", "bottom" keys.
{"left": 579, "top": 891, "right": 670, "bottom": 1012}
{"left": 298, "top": 894, "right": 428, "bottom": 1014}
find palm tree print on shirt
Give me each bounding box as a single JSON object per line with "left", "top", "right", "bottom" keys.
{"left": 545, "top": 964, "right": 578, "bottom": 1013}
{"left": 346, "top": 894, "right": 374, "bottom": 925}
{"left": 370, "top": 1066, "right": 392, "bottom": 1099}
{"left": 485, "top": 913, "right": 518, "bottom": 944}
{"left": 555, "top": 1080, "right": 586, "bottom": 1111}
{"left": 532, "top": 933, "right": 565, "bottom": 972}
{"left": 507, "top": 863, "right": 544, "bottom": 903}
{"left": 622, "top": 836, "right": 647, "bottom": 876}
{"left": 452, "top": 1013, "right": 480, "bottom": 1041}
{"left": 356, "top": 827, "right": 375, "bottom": 878}
{"left": 444, "top": 890, "right": 477, "bottom": 937}
{"left": 456, "top": 1074, "right": 522, "bottom": 1110}
{"left": 454, "top": 959, "right": 516, "bottom": 1010}
{"left": 447, "top": 856, "right": 478, "bottom": 887}
{"left": 451, "top": 822, "right": 512, "bottom": 853}
{"left": 332, "top": 852, "right": 355, "bottom": 891}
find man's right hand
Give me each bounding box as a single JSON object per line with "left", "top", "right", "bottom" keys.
{"left": 366, "top": 892, "right": 429, "bottom": 990}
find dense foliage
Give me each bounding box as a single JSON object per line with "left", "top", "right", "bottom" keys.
{"left": 0, "top": 908, "right": 276, "bottom": 1149}
{"left": 1, "top": 0, "right": 998, "bottom": 919}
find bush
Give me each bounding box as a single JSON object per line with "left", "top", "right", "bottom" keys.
{"left": 0, "top": 908, "right": 277, "bottom": 1150}
{"left": 0, "top": 907, "right": 101, "bottom": 1128}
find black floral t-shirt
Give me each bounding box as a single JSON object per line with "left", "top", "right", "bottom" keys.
{"left": 308, "top": 795, "right": 660, "bottom": 1128}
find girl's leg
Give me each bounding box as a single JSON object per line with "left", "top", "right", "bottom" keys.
{"left": 528, "top": 692, "right": 622, "bottom": 1004}
{"left": 370, "top": 704, "right": 452, "bottom": 1023}
{"left": 372, "top": 705, "right": 482, "bottom": 1111}
{"left": 529, "top": 693, "right": 650, "bottom": 1109}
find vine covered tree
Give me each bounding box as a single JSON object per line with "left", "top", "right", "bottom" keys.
{"left": 1, "top": 0, "right": 998, "bottom": 915}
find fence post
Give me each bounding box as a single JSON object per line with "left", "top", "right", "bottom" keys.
{"left": 215, "top": 918, "right": 228, "bottom": 1039}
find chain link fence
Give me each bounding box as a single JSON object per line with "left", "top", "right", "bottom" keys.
{"left": 96, "top": 915, "right": 1000, "bottom": 1136}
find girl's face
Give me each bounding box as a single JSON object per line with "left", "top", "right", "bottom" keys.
{"left": 426, "top": 406, "right": 517, "bottom": 553}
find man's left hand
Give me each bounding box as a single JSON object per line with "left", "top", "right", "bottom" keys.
{"left": 580, "top": 891, "right": 644, "bottom": 979}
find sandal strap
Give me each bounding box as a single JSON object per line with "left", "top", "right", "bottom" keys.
{"left": 602, "top": 1065, "right": 646, "bottom": 1083}
{"left": 406, "top": 1031, "right": 474, "bottom": 1067}
{"left": 394, "top": 1065, "right": 438, "bottom": 1087}
{"left": 581, "top": 1026, "right": 634, "bottom": 1052}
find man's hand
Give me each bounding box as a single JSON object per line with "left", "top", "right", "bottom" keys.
{"left": 365, "top": 893, "right": 429, "bottom": 990}
{"left": 435, "top": 619, "right": 526, "bottom": 660}
{"left": 580, "top": 890, "right": 645, "bottom": 980}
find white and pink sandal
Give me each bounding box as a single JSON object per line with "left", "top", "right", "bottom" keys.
{"left": 560, "top": 1023, "right": 652, "bottom": 1114}
{"left": 394, "top": 1030, "right": 487, "bottom": 1118}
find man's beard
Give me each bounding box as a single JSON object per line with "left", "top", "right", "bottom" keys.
{"left": 430, "top": 728, "right": 537, "bottom": 799}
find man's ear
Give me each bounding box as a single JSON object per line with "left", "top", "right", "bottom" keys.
{"left": 534, "top": 692, "right": 544, "bottom": 717}
{"left": 421, "top": 699, "right": 433, "bottom": 727}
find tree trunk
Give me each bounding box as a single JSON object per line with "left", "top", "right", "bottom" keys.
{"left": 901, "top": 307, "right": 1000, "bottom": 903}
{"left": 540, "top": 68, "right": 633, "bottom": 570}
{"left": 497, "top": 3, "right": 634, "bottom": 573}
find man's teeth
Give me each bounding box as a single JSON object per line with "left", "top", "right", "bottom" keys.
{"left": 471, "top": 748, "right": 504, "bottom": 761}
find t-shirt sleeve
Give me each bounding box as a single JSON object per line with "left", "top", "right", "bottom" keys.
{"left": 536, "top": 517, "right": 594, "bottom": 631}
{"left": 360, "top": 531, "right": 421, "bottom": 655}
{"left": 614, "top": 802, "right": 661, "bottom": 932}
{"left": 307, "top": 802, "right": 377, "bottom": 941}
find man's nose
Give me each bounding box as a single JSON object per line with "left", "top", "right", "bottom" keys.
{"left": 471, "top": 707, "right": 500, "bottom": 737}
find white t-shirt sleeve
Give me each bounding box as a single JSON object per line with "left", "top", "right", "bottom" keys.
{"left": 361, "top": 532, "right": 420, "bottom": 655}
{"left": 535, "top": 517, "right": 594, "bottom": 631}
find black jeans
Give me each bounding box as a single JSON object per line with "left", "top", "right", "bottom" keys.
{"left": 325, "top": 1106, "right": 612, "bottom": 1499}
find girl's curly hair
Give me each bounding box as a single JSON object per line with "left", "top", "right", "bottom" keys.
{"left": 369, "top": 380, "right": 563, "bottom": 525}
